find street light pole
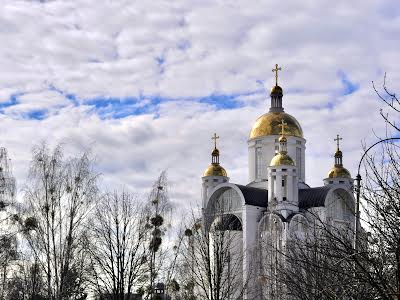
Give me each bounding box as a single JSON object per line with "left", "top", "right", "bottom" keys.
{"left": 354, "top": 137, "right": 400, "bottom": 251}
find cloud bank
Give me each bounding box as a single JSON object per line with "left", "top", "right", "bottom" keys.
{"left": 0, "top": 0, "right": 399, "bottom": 210}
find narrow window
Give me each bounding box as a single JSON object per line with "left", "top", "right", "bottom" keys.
{"left": 282, "top": 175, "right": 287, "bottom": 199}
{"left": 256, "top": 146, "right": 263, "bottom": 179}
{"left": 296, "top": 147, "right": 302, "bottom": 180}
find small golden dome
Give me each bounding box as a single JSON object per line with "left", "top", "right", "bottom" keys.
{"left": 335, "top": 149, "right": 342, "bottom": 157}
{"left": 270, "top": 153, "right": 295, "bottom": 167}
{"left": 327, "top": 166, "right": 351, "bottom": 178}
{"left": 270, "top": 85, "right": 283, "bottom": 95}
{"left": 249, "top": 112, "right": 303, "bottom": 139}
{"left": 212, "top": 148, "right": 219, "bottom": 156}
{"left": 279, "top": 136, "right": 287, "bottom": 143}
{"left": 203, "top": 164, "right": 228, "bottom": 177}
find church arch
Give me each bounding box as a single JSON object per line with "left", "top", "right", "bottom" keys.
{"left": 206, "top": 183, "right": 247, "bottom": 208}
{"left": 211, "top": 214, "right": 243, "bottom": 231}
{"left": 205, "top": 184, "right": 245, "bottom": 232}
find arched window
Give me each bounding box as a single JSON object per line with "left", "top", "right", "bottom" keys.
{"left": 206, "top": 187, "right": 242, "bottom": 231}
{"left": 289, "top": 214, "right": 309, "bottom": 240}
{"left": 212, "top": 214, "right": 243, "bottom": 231}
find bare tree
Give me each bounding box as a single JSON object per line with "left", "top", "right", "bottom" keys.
{"left": 176, "top": 206, "right": 247, "bottom": 300}
{"left": 22, "top": 143, "right": 99, "bottom": 300}
{"left": 262, "top": 214, "right": 364, "bottom": 300}
{"left": 358, "top": 78, "right": 400, "bottom": 298}
{"left": 145, "top": 171, "right": 171, "bottom": 300}
{"left": 5, "top": 260, "right": 46, "bottom": 300}
{"left": 352, "top": 74, "right": 400, "bottom": 299}
{"left": 0, "top": 235, "right": 18, "bottom": 299}
{"left": 85, "top": 191, "right": 150, "bottom": 300}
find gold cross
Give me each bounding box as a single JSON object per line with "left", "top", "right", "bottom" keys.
{"left": 272, "top": 63, "right": 282, "bottom": 86}
{"left": 334, "top": 134, "right": 343, "bottom": 150}
{"left": 211, "top": 133, "right": 220, "bottom": 149}
{"left": 278, "top": 119, "right": 287, "bottom": 136}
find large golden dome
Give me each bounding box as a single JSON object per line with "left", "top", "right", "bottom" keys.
{"left": 327, "top": 166, "right": 351, "bottom": 179}
{"left": 203, "top": 164, "right": 228, "bottom": 177}
{"left": 249, "top": 112, "right": 303, "bottom": 139}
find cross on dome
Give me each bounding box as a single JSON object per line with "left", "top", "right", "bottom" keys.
{"left": 279, "top": 119, "right": 288, "bottom": 136}
{"left": 203, "top": 132, "right": 227, "bottom": 177}
{"left": 211, "top": 133, "right": 220, "bottom": 149}
{"left": 334, "top": 134, "right": 343, "bottom": 150}
{"left": 272, "top": 64, "right": 282, "bottom": 86}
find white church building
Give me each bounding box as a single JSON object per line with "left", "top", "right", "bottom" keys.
{"left": 201, "top": 66, "right": 356, "bottom": 299}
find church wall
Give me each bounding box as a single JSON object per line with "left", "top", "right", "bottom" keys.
{"left": 325, "top": 188, "right": 356, "bottom": 231}
{"left": 242, "top": 205, "right": 263, "bottom": 299}
{"left": 259, "top": 213, "right": 286, "bottom": 299}
{"left": 208, "top": 229, "right": 244, "bottom": 297}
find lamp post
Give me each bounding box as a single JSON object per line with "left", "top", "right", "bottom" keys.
{"left": 354, "top": 137, "right": 400, "bottom": 251}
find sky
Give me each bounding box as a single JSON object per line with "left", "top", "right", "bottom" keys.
{"left": 0, "top": 0, "right": 399, "bottom": 212}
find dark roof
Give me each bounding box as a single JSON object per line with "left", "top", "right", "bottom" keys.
{"left": 299, "top": 186, "right": 331, "bottom": 209}
{"left": 235, "top": 184, "right": 268, "bottom": 207}
{"left": 232, "top": 184, "right": 332, "bottom": 209}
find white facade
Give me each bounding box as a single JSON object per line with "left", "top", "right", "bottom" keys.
{"left": 201, "top": 82, "right": 356, "bottom": 300}
{"left": 248, "top": 135, "right": 306, "bottom": 186}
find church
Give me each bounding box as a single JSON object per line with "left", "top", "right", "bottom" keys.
{"left": 200, "top": 65, "right": 356, "bottom": 299}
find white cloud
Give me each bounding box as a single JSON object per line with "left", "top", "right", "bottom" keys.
{"left": 0, "top": 0, "right": 399, "bottom": 210}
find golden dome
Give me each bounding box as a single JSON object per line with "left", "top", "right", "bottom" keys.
{"left": 279, "top": 136, "right": 287, "bottom": 143}
{"left": 270, "top": 85, "right": 283, "bottom": 94}
{"left": 270, "top": 153, "right": 295, "bottom": 167}
{"left": 327, "top": 166, "right": 351, "bottom": 179}
{"left": 249, "top": 112, "right": 303, "bottom": 139}
{"left": 203, "top": 164, "right": 228, "bottom": 177}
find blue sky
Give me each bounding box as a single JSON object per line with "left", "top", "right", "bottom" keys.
{"left": 0, "top": 0, "right": 398, "bottom": 208}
